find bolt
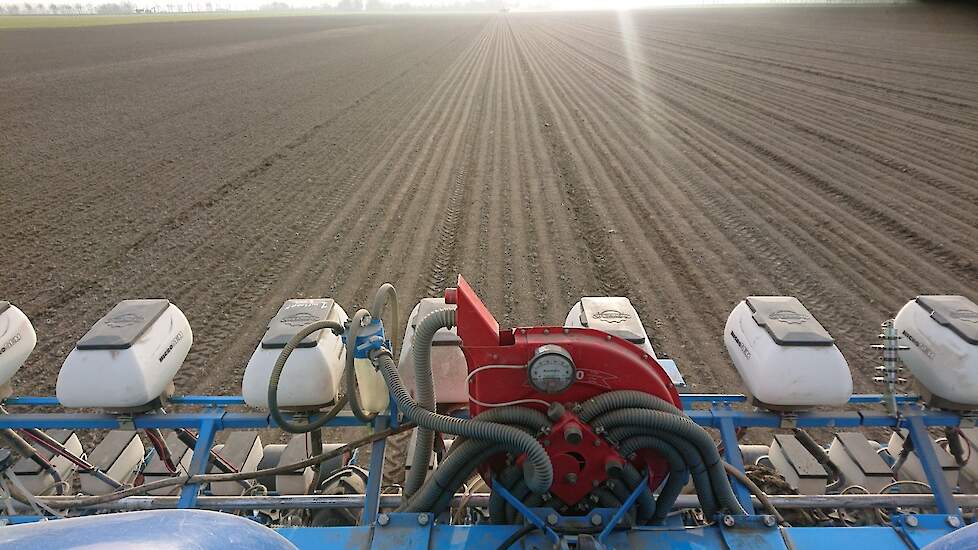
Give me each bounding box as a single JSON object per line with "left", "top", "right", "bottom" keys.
{"left": 605, "top": 458, "right": 624, "bottom": 478}
{"left": 547, "top": 402, "right": 565, "bottom": 422}
{"left": 542, "top": 439, "right": 551, "bottom": 447}
{"left": 565, "top": 472, "right": 578, "bottom": 484}
{"left": 763, "top": 515, "right": 776, "bottom": 528}
{"left": 547, "top": 513, "right": 559, "bottom": 526}
{"left": 417, "top": 514, "right": 429, "bottom": 526}
{"left": 590, "top": 514, "right": 603, "bottom": 526}
{"left": 906, "top": 515, "right": 919, "bottom": 527}
{"left": 722, "top": 515, "right": 736, "bottom": 527}
{"left": 948, "top": 516, "right": 962, "bottom": 528}
{"left": 564, "top": 424, "right": 583, "bottom": 444}
{"left": 377, "top": 513, "right": 390, "bottom": 526}
{"left": 593, "top": 439, "right": 602, "bottom": 447}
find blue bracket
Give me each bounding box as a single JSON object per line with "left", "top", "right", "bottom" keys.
{"left": 717, "top": 515, "right": 786, "bottom": 550}
{"left": 361, "top": 415, "right": 388, "bottom": 526}
{"left": 903, "top": 410, "right": 959, "bottom": 516}
{"left": 596, "top": 473, "right": 649, "bottom": 543}
{"left": 177, "top": 407, "right": 224, "bottom": 508}
{"left": 493, "top": 481, "right": 560, "bottom": 544}
{"left": 372, "top": 513, "right": 433, "bottom": 550}
{"left": 717, "top": 406, "right": 755, "bottom": 514}
{"left": 892, "top": 514, "right": 961, "bottom": 550}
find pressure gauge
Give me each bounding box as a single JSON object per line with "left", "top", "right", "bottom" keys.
{"left": 527, "top": 344, "right": 576, "bottom": 394}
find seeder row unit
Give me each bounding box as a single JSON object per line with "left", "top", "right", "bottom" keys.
{"left": 0, "top": 278, "right": 976, "bottom": 549}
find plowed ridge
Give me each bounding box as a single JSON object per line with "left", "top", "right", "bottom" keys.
{"left": 1, "top": 6, "right": 976, "bottom": 396}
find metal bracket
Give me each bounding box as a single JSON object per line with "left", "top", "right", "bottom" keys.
{"left": 779, "top": 413, "right": 798, "bottom": 429}
{"left": 493, "top": 481, "right": 560, "bottom": 544}
{"left": 372, "top": 513, "right": 433, "bottom": 550}
{"left": 116, "top": 414, "right": 135, "bottom": 431}
{"left": 596, "top": 474, "right": 648, "bottom": 543}
{"left": 717, "top": 514, "right": 786, "bottom": 550}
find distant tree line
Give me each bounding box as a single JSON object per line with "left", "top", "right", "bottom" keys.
{"left": 0, "top": 1, "right": 134, "bottom": 13}
{"left": 259, "top": 0, "right": 508, "bottom": 11}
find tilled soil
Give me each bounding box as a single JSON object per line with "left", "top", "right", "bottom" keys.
{"left": 2, "top": 6, "right": 977, "bottom": 399}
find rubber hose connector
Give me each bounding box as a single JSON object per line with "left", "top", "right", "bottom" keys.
{"left": 374, "top": 350, "right": 553, "bottom": 494}
{"left": 405, "top": 308, "right": 456, "bottom": 497}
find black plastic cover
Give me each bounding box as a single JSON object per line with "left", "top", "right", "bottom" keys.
{"left": 261, "top": 299, "right": 336, "bottom": 349}
{"left": 76, "top": 300, "right": 170, "bottom": 351}
{"left": 774, "top": 434, "right": 827, "bottom": 479}
{"left": 88, "top": 431, "right": 138, "bottom": 470}
{"left": 0, "top": 301, "right": 9, "bottom": 316}
{"left": 835, "top": 432, "right": 891, "bottom": 476}
{"left": 746, "top": 296, "right": 834, "bottom": 346}
{"left": 12, "top": 430, "right": 73, "bottom": 474}
{"left": 209, "top": 431, "right": 259, "bottom": 471}
{"left": 916, "top": 295, "right": 978, "bottom": 345}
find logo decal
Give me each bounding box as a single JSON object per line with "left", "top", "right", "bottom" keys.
{"left": 951, "top": 309, "right": 978, "bottom": 324}
{"left": 592, "top": 309, "right": 630, "bottom": 324}
{"left": 281, "top": 312, "right": 320, "bottom": 328}
{"left": 0, "top": 332, "right": 22, "bottom": 356}
{"left": 105, "top": 313, "right": 144, "bottom": 328}
{"left": 730, "top": 331, "right": 751, "bottom": 359}
{"left": 577, "top": 369, "right": 618, "bottom": 389}
{"left": 159, "top": 331, "right": 184, "bottom": 363}
{"left": 768, "top": 310, "right": 810, "bottom": 325}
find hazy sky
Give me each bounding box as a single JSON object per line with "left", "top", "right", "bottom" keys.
{"left": 125, "top": 0, "right": 801, "bottom": 11}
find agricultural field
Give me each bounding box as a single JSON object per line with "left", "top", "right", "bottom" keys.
{"left": 1, "top": 6, "right": 976, "bottom": 399}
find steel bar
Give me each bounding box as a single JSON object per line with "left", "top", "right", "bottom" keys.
{"left": 19, "top": 493, "right": 978, "bottom": 513}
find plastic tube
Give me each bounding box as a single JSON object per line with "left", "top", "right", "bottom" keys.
{"left": 267, "top": 319, "right": 348, "bottom": 433}
{"left": 344, "top": 309, "right": 379, "bottom": 423}
{"left": 373, "top": 349, "right": 553, "bottom": 494}
{"left": 404, "top": 308, "right": 456, "bottom": 497}
{"left": 370, "top": 283, "right": 399, "bottom": 354}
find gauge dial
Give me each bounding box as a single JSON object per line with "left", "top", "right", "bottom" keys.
{"left": 527, "top": 344, "right": 576, "bottom": 394}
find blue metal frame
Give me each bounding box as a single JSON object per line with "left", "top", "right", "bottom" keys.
{"left": 0, "top": 392, "right": 970, "bottom": 549}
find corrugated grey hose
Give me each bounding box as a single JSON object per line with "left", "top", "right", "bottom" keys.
{"left": 610, "top": 425, "right": 719, "bottom": 516}
{"left": 404, "top": 308, "right": 455, "bottom": 498}
{"left": 372, "top": 349, "right": 554, "bottom": 494}
{"left": 268, "top": 319, "right": 348, "bottom": 433}
{"left": 592, "top": 408, "right": 746, "bottom": 516}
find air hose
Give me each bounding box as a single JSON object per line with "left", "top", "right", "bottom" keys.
{"left": 405, "top": 308, "right": 456, "bottom": 498}
{"left": 591, "top": 408, "right": 745, "bottom": 515}
{"left": 373, "top": 349, "right": 554, "bottom": 494}
{"left": 414, "top": 406, "right": 553, "bottom": 513}
{"left": 618, "top": 435, "right": 688, "bottom": 523}
{"left": 268, "top": 319, "right": 348, "bottom": 433}
{"left": 609, "top": 425, "right": 719, "bottom": 516}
